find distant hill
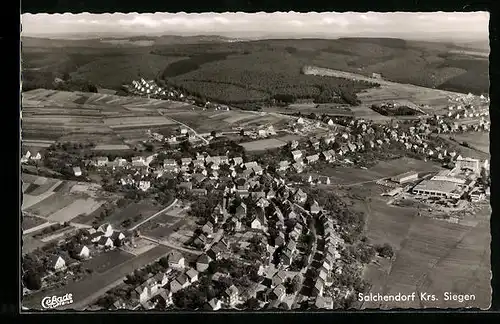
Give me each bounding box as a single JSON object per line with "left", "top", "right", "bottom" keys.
{"left": 22, "top": 36, "right": 489, "bottom": 99}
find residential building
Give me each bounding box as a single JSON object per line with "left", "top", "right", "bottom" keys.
{"left": 186, "top": 268, "right": 199, "bottom": 283}
{"left": 196, "top": 254, "right": 211, "bottom": 272}
{"left": 168, "top": 252, "right": 185, "bottom": 269}
{"left": 224, "top": 285, "right": 240, "bottom": 306}
{"left": 49, "top": 255, "right": 66, "bottom": 271}
{"left": 73, "top": 167, "right": 82, "bottom": 177}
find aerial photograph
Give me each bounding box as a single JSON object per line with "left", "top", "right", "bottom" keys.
{"left": 20, "top": 11, "right": 490, "bottom": 311}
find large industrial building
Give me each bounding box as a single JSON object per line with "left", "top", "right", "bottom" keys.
{"left": 391, "top": 171, "right": 419, "bottom": 184}
{"left": 454, "top": 156, "right": 481, "bottom": 175}
{"left": 412, "top": 167, "right": 476, "bottom": 200}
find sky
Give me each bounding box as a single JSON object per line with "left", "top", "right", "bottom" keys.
{"left": 21, "top": 12, "right": 489, "bottom": 41}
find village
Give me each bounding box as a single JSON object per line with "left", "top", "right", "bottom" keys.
{"left": 21, "top": 85, "right": 490, "bottom": 311}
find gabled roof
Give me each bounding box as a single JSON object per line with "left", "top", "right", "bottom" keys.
{"left": 186, "top": 268, "right": 199, "bottom": 280}
{"left": 197, "top": 254, "right": 211, "bottom": 264}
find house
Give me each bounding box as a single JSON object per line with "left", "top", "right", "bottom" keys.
{"left": 251, "top": 208, "right": 267, "bottom": 230}
{"left": 235, "top": 202, "right": 247, "bottom": 219}
{"left": 89, "top": 232, "right": 102, "bottom": 243}
{"left": 280, "top": 250, "right": 293, "bottom": 268}
{"left": 196, "top": 254, "right": 211, "bottom": 272}
{"left": 156, "top": 289, "right": 173, "bottom": 307}
{"left": 74, "top": 245, "right": 90, "bottom": 259}
{"left": 178, "top": 182, "right": 193, "bottom": 191}
{"left": 94, "top": 156, "right": 108, "bottom": 167}
{"left": 192, "top": 188, "right": 208, "bottom": 196}
{"left": 135, "top": 284, "right": 150, "bottom": 303}
{"left": 292, "top": 162, "right": 304, "bottom": 173}
{"left": 170, "top": 274, "right": 190, "bottom": 293}
{"left": 49, "top": 255, "right": 66, "bottom": 271}
{"left": 73, "top": 167, "right": 82, "bottom": 177}
{"left": 97, "top": 236, "right": 114, "bottom": 249}
{"left": 186, "top": 268, "right": 199, "bottom": 283}
{"left": 293, "top": 189, "right": 308, "bottom": 204}
{"left": 312, "top": 278, "right": 325, "bottom": 296}
{"left": 256, "top": 197, "right": 270, "bottom": 209}
{"left": 109, "top": 230, "right": 125, "bottom": 243}
{"left": 315, "top": 296, "right": 334, "bottom": 309}
{"left": 274, "top": 232, "right": 286, "bottom": 247}
{"left": 207, "top": 245, "right": 224, "bottom": 261}
{"left": 97, "top": 223, "right": 114, "bottom": 237}
{"left": 138, "top": 181, "right": 151, "bottom": 191}
{"left": 322, "top": 150, "right": 333, "bottom": 161}
{"left": 205, "top": 298, "right": 222, "bottom": 311}
{"left": 168, "top": 251, "right": 185, "bottom": 269}
{"left": 202, "top": 222, "right": 214, "bottom": 235}
{"left": 232, "top": 157, "right": 244, "bottom": 166}
{"left": 278, "top": 161, "right": 290, "bottom": 172}
{"left": 271, "top": 284, "right": 286, "bottom": 301}
{"left": 154, "top": 272, "right": 169, "bottom": 288}
{"left": 163, "top": 159, "right": 177, "bottom": 168}
{"left": 272, "top": 270, "right": 287, "bottom": 286}
{"left": 291, "top": 150, "right": 303, "bottom": 162}
{"left": 181, "top": 157, "right": 192, "bottom": 166}
{"left": 310, "top": 200, "right": 321, "bottom": 214}
{"left": 224, "top": 285, "right": 239, "bottom": 306}
{"left": 297, "top": 117, "right": 305, "bottom": 124}
{"left": 306, "top": 154, "right": 320, "bottom": 164}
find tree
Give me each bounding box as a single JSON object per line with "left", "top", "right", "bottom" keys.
{"left": 211, "top": 130, "right": 217, "bottom": 138}
{"left": 375, "top": 243, "right": 394, "bottom": 258}
{"left": 244, "top": 297, "right": 260, "bottom": 310}
{"left": 23, "top": 271, "right": 42, "bottom": 290}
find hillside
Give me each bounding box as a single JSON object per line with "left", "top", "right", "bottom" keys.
{"left": 22, "top": 37, "right": 489, "bottom": 103}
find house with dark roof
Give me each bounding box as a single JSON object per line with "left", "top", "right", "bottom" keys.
{"left": 167, "top": 252, "right": 185, "bottom": 269}
{"left": 196, "top": 254, "right": 211, "bottom": 272}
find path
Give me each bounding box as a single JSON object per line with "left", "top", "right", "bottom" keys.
{"left": 157, "top": 109, "right": 209, "bottom": 145}
{"left": 23, "top": 211, "right": 93, "bottom": 236}
{"left": 130, "top": 199, "right": 178, "bottom": 231}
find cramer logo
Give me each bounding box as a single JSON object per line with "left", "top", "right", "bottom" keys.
{"left": 41, "top": 293, "right": 73, "bottom": 309}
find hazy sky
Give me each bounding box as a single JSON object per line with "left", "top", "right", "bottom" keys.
{"left": 21, "top": 12, "right": 489, "bottom": 40}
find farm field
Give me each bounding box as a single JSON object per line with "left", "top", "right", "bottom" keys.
{"left": 104, "top": 200, "right": 163, "bottom": 230}
{"left": 304, "top": 66, "right": 460, "bottom": 115}
{"left": 361, "top": 201, "right": 490, "bottom": 309}
{"left": 82, "top": 249, "right": 135, "bottom": 274}
{"left": 47, "top": 198, "right": 105, "bottom": 223}
{"left": 311, "top": 157, "right": 441, "bottom": 185}
{"left": 435, "top": 134, "right": 490, "bottom": 160}
{"left": 449, "top": 132, "right": 490, "bottom": 155}
{"left": 240, "top": 138, "right": 287, "bottom": 151}
{"left": 22, "top": 215, "right": 47, "bottom": 231}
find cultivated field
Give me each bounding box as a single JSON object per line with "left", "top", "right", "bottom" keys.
{"left": 82, "top": 249, "right": 135, "bottom": 274}
{"left": 240, "top": 138, "right": 287, "bottom": 151}
{"left": 304, "top": 66, "right": 461, "bottom": 115}
{"left": 104, "top": 201, "right": 163, "bottom": 230}
{"left": 449, "top": 132, "right": 490, "bottom": 155}
{"left": 311, "top": 157, "right": 441, "bottom": 185}
{"left": 361, "top": 200, "right": 490, "bottom": 309}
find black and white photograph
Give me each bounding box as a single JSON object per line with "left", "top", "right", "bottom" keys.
{"left": 20, "top": 11, "right": 491, "bottom": 311}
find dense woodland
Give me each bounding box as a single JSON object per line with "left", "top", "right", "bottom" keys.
{"left": 22, "top": 37, "right": 489, "bottom": 106}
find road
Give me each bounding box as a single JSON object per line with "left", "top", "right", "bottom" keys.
{"left": 23, "top": 211, "right": 93, "bottom": 235}
{"left": 157, "top": 109, "right": 209, "bottom": 145}
{"left": 139, "top": 235, "right": 202, "bottom": 256}
{"left": 22, "top": 245, "right": 173, "bottom": 310}
{"left": 130, "top": 199, "right": 178, "bottom": 231}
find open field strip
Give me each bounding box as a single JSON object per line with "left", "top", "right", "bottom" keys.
{"left": 47, "top": 198, "right": 105, "bottom": 223}
{"left": 39, "top": 227, "right": 77, "bottom": 243}
{"left": 92, "top": 144, "right": 131, "bottom": 151}
{"left": 240, "top": 138, "right": 287, "bottom": 151}
{"left": 22, "top": 180, "right": 63, "bottom": 210}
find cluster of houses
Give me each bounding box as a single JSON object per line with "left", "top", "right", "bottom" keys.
{"left": 130, "top": 78, "right": 185, "bottom": 100}
{"left": 21, "top": 148, "right": 43, "bottom": 164}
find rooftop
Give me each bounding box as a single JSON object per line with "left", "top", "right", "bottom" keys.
{"left": 413, "top": 179, "right": 462, "bottom": 194}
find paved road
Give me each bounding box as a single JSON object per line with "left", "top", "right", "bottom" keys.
{"left": 22, "top": 245, "right": 172, "bottom": 310}
{"left": 130, "top": 199, "right": 178, "bottom": 231}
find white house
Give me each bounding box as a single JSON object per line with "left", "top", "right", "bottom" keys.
{"left": 98, "top": 223, "right": 114, "bottom": 237}
{"left": 49, "top": 255, "right": 66, "bottom": 271}
{"left": 73, "top": 167, "right": 82, "bottom": 177}
{"left": 76, "top": 245, "right": 90, "bottom": 259}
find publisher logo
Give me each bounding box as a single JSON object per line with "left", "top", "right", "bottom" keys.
{"left": 41, "top": 293, "right": 73, "bottom": 309}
